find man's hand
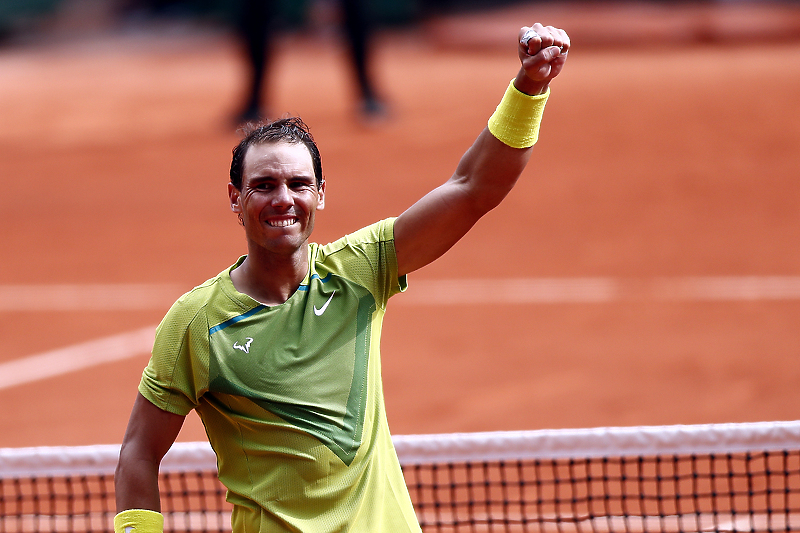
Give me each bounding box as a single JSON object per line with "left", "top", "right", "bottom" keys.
{"left": 515, "top": 23, "right": 570, "bottom": 95}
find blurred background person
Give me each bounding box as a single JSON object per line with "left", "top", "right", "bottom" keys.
{"left": 233, "top": 0, "right": 388, "bottom": 124}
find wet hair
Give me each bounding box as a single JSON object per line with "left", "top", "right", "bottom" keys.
{"left": 229, "top": 116, "right": 323, "bottom": 190}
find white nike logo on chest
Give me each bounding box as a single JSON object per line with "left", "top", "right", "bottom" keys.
{"left": 314, "top": 290, "right": 336, "bottom": 316}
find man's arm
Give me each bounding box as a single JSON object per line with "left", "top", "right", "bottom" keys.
{"left": 394, "top": 24, "right": 569, "bottom": 276}
{"left": 115, "top": 393, "right": 185, "bottom": 512}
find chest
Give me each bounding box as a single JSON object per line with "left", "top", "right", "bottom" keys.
{"left": 206, "top": 276, "right": 376, "bottom": 406}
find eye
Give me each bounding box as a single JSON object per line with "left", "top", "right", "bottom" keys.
{"left": 290, "top": 179, "right": 315, "bottom": 191}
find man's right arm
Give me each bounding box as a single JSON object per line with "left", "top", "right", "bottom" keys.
{"left": 115, "top": 392, "right": 186, "bottom": 512}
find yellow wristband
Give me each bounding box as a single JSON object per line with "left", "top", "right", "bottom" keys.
{"left": 487, "top": 80, "right": 549, "bottom": 149}
{"left": 114, "top": 509, "right": 164, "bottom": 533}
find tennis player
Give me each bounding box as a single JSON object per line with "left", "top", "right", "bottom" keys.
{"left": 114, "top": 23, "right": 569, "bottom": 533}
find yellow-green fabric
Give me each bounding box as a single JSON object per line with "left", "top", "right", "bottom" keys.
{"left": 139, "top": 218, "right": 420, "bottom": 533}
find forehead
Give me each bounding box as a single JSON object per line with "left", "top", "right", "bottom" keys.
{"left": 242, "top": 141, "right": 314, "bottom": 179}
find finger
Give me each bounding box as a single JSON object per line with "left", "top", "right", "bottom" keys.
{"left": 531, "top": 22, "right": 555, "bottom": 49}
{"left": 549, "top": 26, "right": 570, "bottom": 55}
{"left": 519, "top": 26, "right": 542, "bottom": 56}
{"left": 522, "top": 46, "right": 562, "bottom": 79}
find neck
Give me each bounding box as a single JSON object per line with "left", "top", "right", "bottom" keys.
{"left": 230, "top": 245, "right": 309, "bottom": 306}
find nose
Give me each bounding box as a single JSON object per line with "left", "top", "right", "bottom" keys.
{"left": 270, "top": 184, "right": 294, "bottom": 207}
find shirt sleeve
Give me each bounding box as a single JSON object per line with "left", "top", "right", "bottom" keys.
{"left": 318, "top": 218, "right": 407, "bottom": 309}
{"left": 139, "top": 296, "right": 210, "bottom": 416}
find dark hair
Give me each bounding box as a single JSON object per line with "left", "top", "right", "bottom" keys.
{"left": 229, "top": 116, "right": 323, "bottom": 190}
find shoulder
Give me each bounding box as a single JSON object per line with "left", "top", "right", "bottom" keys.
{"left": 158, "top": 258, "right": 249, "bottom": 335}
{"left": 310, "top": 218, "right": 405, "bottom": 304}
{"left": 318, "top": 218, "right": 396, "bottom": 257}
{"left": 156, "top": 280, "right": 216, "bottom": 342}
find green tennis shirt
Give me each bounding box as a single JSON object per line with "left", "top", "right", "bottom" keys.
{"left": 139, "top": 218, "right": 421, "bottom": 532}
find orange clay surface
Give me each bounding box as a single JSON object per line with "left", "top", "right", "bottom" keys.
{"left": 0, "top": 2, "right": 799, "bottom": 448}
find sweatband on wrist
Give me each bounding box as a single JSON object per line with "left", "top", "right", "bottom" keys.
{"left": 114, "top": 509, "right": 164, "bottom": 533}
{"left": 487, "top": 80, "right": 550, "bottom": 149}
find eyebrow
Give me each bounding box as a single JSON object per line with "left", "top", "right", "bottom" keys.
{"left": 247, "top": 173, "right": 316, "bottom": 186}
{"left": 249, "top": 172, "right": 314, "bottom": 181}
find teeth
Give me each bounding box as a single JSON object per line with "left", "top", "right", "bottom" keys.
{"left": 268, "top": 218, "right": 298, "bottom": 227}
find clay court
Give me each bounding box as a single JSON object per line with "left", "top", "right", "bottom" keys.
{"left": 0, "top": 1, "right": 799, "bottom": 450}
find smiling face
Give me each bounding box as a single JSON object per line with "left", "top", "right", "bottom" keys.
{"left": 229, "top": 141, "right": 326, "bottom": 259}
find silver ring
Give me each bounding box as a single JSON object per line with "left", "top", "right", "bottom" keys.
{"left": 521, "top": 29, "right": 539, "bottom": 46}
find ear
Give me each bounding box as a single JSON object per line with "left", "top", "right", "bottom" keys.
{"left": 317, "top": 179, "right": 326, "bottom": 210}
{"left": 228, "top": 182, "right": 241, "bottom": 213}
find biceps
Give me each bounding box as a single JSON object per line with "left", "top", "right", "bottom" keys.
{"left": 394, "top": 129, "right": 531, "bottom": 276}
{"left": 394, "top": 180, "right": 485, "bottom": 276}
{"left": 120, "top": 393, "right": 185, "bottom": 463}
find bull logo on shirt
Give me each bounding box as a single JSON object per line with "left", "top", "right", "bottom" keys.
{"left": 233, "top": 337, "right": 254, "bottom": 354}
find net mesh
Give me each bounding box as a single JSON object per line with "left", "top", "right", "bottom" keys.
{"left": 1, "top": 421, "right": 799, "bottom": 532}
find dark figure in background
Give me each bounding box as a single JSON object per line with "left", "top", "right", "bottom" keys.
{"left": 235, "top": 0, "right": 386, "bottom": 123}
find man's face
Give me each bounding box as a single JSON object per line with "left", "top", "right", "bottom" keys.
{"left": 229, "top": 141, "right": 325, "bottom": 258}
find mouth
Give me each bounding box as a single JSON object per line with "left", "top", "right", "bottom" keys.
{"left": 266, "top": 217, "right": 299, "bottom": 228}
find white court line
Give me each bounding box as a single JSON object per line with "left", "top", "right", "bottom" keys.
{"left": 0, "top": 327, "right": 155, "bottom": 390}
{"left": 0, "top": 284, "right": 184, "bottom": 311}
{"left": 402, "top": 277, "right": 621, "bottom": 304}
{"left": 1, "top": 276, "right": 799, "bottom": 390}
{"left": 649, "top": 276, "right": 800, "bottom": 301}
{"left": 399, "top": 276, "right": 800, "bottom": 304}
{"left": 2, "top": 277, "right": 800, "bottom": 311}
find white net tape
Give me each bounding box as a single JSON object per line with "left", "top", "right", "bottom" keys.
{"left": 2, "top": 420, "right": 799, "bottom": 477}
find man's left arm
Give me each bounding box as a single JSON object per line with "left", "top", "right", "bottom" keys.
{"left": 394, "top": 24, "right": 569, "bottom": 276}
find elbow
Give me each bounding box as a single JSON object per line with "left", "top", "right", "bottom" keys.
{"left": 114, "top": 441, "right": 136, "bottom": 493}
{"left": 450, "top": 167, "right": 520, "bottom": 216}
{"left": 464, "top": 181, "right": 515, "bottom": 215}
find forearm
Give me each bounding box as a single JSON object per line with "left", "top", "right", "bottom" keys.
{"left": 451, "top": 127, "right": 533, "bottom": 213}
{"left": 114, "top": 393, "right": 184, "bottom": 513}
{"left": 453, "top": 78, "right": 549, "bottom": 208}
{"left": 115, "top": 451, "right": 162, "bottom": 512}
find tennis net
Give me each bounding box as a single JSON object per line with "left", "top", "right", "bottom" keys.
{"left": 1, "top": 421, "right": 798, "bottom": 532}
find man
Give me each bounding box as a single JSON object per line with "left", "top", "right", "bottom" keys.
{"left": 114, "top": 23, "right": 569, "bottom": 533}
{"left": 233, "top": 0, "right": 386, "bottom": 123}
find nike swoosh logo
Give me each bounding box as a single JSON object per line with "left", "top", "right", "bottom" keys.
{"left": 314, "top": 290, "right": 335, "bottom": 316}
